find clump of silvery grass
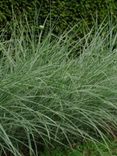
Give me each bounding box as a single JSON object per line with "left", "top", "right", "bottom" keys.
{"left": 0, "top": 18, "right": 117, "bottom": 156}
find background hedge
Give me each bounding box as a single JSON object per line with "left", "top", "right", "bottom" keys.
{"left": 0, "top": 0, "right": 117, "bottom": 33}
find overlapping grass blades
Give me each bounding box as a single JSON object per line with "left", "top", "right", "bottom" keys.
{"left": 0, "top": 19, "right": 117, "bottom": 155}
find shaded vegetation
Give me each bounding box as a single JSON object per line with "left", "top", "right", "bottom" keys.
{"left": 0, "top": 0, "right": 117, "bottom": 33}
{"left": 41, "top": 141, "right": 117, "bottom": 156}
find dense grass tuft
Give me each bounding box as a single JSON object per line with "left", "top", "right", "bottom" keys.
{"left": 0, "top": 19, "right": 117, "bottom": 155}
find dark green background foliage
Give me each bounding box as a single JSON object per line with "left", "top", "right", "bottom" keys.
{"left": 0, "top": 0, "right": 38, "bottom": 22}
{"left": 0, "top": 0, "right": 117, "bottom": 33}
{"left": 39, "top": 0, "right": 117, "bottom": 32}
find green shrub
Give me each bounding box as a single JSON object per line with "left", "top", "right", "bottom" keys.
{"left": 39, "top": 0, "right": 117, "bottom": 32}
{"left": 0, "top": 0, "right": 38, "bottom": 23}
{"left": 0, "top": 0, "right": 117, "bottom": 34}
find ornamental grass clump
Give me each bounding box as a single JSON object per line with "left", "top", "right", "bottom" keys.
{"left": 0, "top": 19, "right": 117, "bottom": 155}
